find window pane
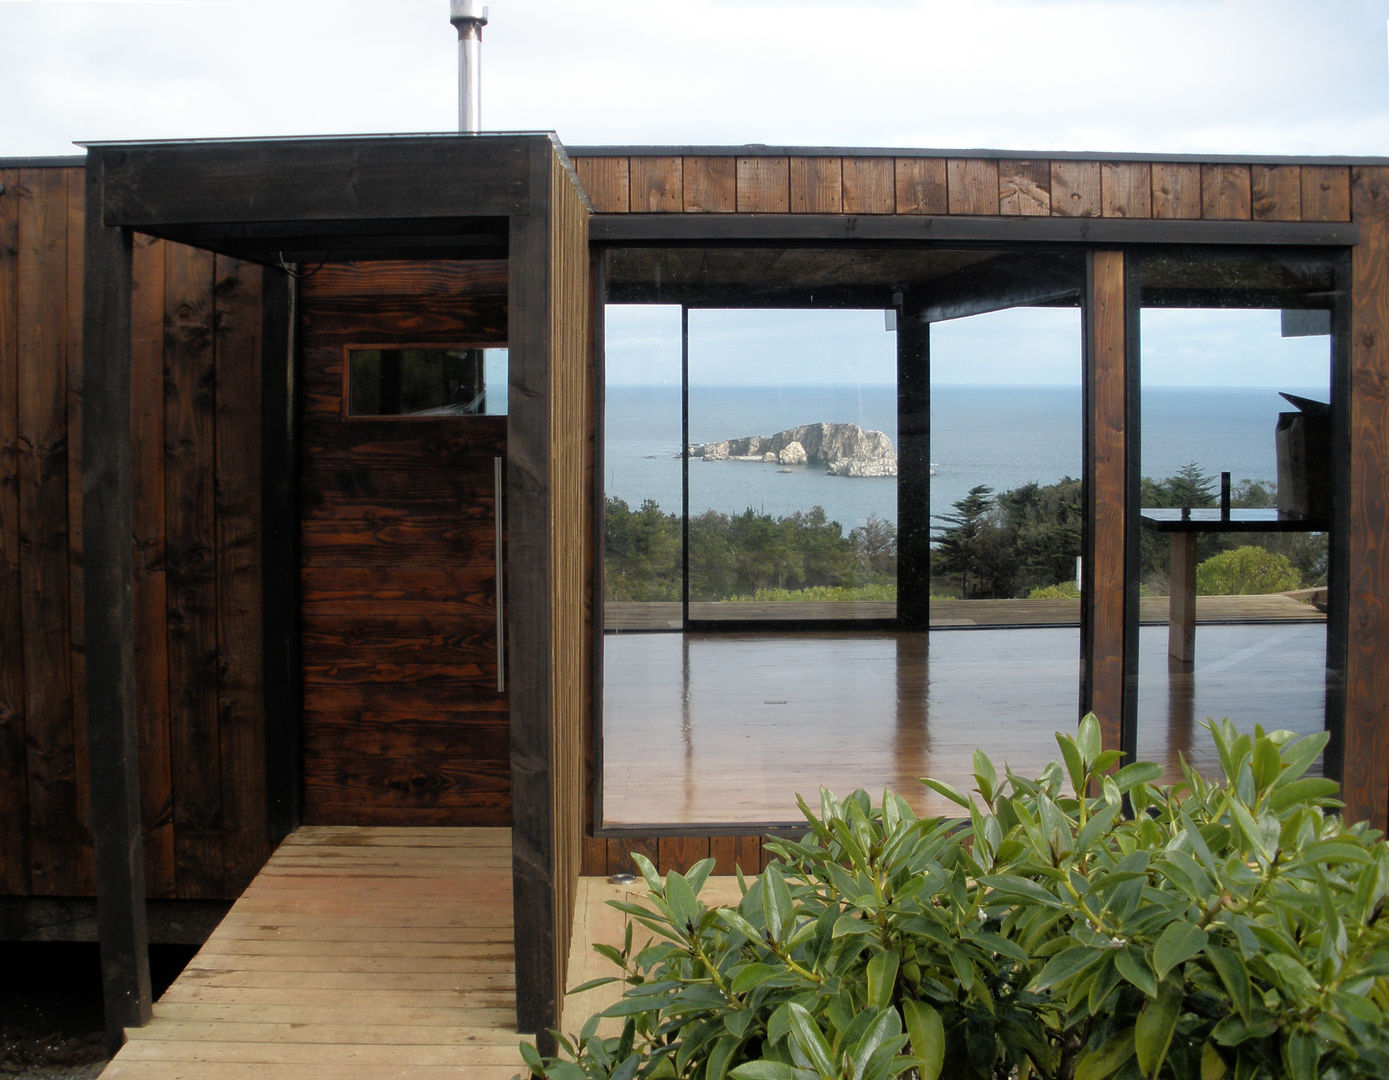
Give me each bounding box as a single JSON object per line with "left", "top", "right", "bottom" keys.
{"left": 347, "top": 346, "right": 507, "bottom": 416}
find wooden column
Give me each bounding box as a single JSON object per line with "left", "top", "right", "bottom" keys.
{"left": 81, "top": 162, "right": 152, "bottom": 1051}
{"left": 1080, "top": 249, "right": 1135, "bottom": 759}
{"left": 1344, "top": 168, "right": 1389, "bottom": 831}
{"left": 1167, "top": 534, "right": 1197, "bottom": 665}
{"left": 896, "top": 304, "right": 931, "bottom": 630}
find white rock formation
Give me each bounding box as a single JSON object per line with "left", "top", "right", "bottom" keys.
{"left": 688, "top": 423, "right": 896, "bottom": 477}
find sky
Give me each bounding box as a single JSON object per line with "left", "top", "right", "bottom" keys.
{"left": 5, "top": 0, "right": 1389, "bottom": 157}
{"left": 0, "top": 0, "right": 1369, "bottom": 390}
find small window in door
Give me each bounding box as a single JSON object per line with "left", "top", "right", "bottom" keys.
{"left": 346, "top": 345, "right": 508, "bottom": 417}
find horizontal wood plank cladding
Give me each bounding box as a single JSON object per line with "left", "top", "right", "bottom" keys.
{"left": 894, "top": 158, "right": 948, "bottom": 214}
{"left": 947, "top": 159, "right": 999, "bottom": 215}
{"left": 300, "top": 710, "right": 509, "bottom": 826}
{"left": 96, "top": 137, "right": 532, "bottom": 227}
{"left": 790, "top": 157, "right": 842, "bottom": 214}
{"left": 1051, "top": 160, "right": 1101, "bottom": 218}
{"left": 841, "top": 158, "right": 895, "bottom": 214}
{"left": 736, "top": 157, "right": 790, "bottom": 212}
{"left": 628, "top": 157, "right": 682, "bottom": 213}
{"left": 0, "top": 166, "right": 30, "bottom": 894}
{"left": 1202, "top": 164, "right": 1252, "bottom": 220}
{"left": 683, "top": 157, "right": 736, "bottom": 213}
{"left": 298, "top": 260, "right": 509, "bottom": 829}
{"left": 575, "top": 157, "right": 630, "bottom": 214}
{"left": 999, "top": 160, "right": 1050, "bottom": 216}
{"left": 1346, "top": 166, "right": 1389, "bottom": 831}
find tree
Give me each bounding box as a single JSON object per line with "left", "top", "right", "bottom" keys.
{"left": 932, "top": 485, "right": 996, "bottom": 598}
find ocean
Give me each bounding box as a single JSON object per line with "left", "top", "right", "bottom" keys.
{"left": 604, "top": 384, "right": 1328, "bottom": 531}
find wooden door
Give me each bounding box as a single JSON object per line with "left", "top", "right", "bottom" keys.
{"left": 297, "top": 262, "right": 510, "bottom": 825}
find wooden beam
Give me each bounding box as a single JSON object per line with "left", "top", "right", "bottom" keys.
{"left": 94, "top": 136, "right": 534, "bottom": 228}
{"left": 82, "top": 157, "right": 152, "bottom": 1052}
{"left": 916, "top": 253, "right": 1081, "bottom": 323}
{"left": 589, "top": 213, "right": 1357, "bottom": 247}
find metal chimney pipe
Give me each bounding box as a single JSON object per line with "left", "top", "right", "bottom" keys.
{"left": 450, "top": 0, "right": 488, "bottom": 133}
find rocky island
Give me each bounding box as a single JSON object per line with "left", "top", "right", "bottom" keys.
{"left": 687, "top": 422, "right": 897, "bottom": 478}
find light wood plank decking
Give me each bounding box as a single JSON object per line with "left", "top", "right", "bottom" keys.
{"left": 100, "top": 827, "right": 528, "bottom": 1079}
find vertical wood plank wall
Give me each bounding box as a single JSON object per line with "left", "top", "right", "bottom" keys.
{"left": 0, "top": 165, "right": 270, "bottom": 900}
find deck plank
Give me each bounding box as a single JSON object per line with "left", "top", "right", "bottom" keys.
{"left": 99, "top": 827, "right": 528, "bottom": 1079}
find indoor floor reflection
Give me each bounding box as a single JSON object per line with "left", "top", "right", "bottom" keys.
{"left": 601, "top": 625, "right": 1326, "bottom": 827}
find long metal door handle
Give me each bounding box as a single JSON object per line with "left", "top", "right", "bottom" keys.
{"left": 494, "top": 456, "right": 505, "bottom": 694}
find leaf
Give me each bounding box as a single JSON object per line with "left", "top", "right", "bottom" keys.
{"left": 1204, "top": 943, "right": 1252, "bottom": 1023}
{"left": 1115, "top": 946, "right": 1158, "bottom": 998}
{"left": 1077, "top": 712, "right": 1102, "bottom": 765}
{"left": 977, "top": 873, "right": 1064, "bottom": 909}
{"left": 848, "top": 1009, "right": 900, "bottom": 1080}
{"left": 1201, "top": 1040, "right": 1228, "bottom": 1080}
{"left": 901, "top": 999, "right": 945, "bottom": 1080}
{"left": 763, "top": 862, "right": 791, "bottom": 944}
{"left": 1135, "top": 976, "right": 1183, "bottom": 1077}
{"left": 1074, "top": 1029, "right": 1136, "bottom": 1080}
{"left": 1285, "top": 1029, "right": 1320, "bottom": 1080}
{"left": 1030, "top": 944, "right": 1106, "bottom": 992}
{"left": 786, "top": 1002, "right": 836, "bottom": 1077}
{"left": 665, "top": 870, "right": 702, "bottom": 931}
{"left": 866, "top": 949, "right": 899, "bottom": 1010}
{"left": 1058, "top": 730, "right": 1086, "bottom": 795}
{"left": 729, "top": 1063, "right": 818, "bottom": 1080}
{"left": 1154, "top": 921, "right": 1208, "bottom": 981}
{"left": 707, "top": 1035, "right": 741, "bottom": 1080}
{"left": 919, "top": 777, "right": 971, "bottom": 810}
{"left": 973, "top": 748, "right": 998, "bottom": 804}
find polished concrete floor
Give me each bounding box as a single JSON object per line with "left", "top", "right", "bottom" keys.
{"left": 600, "top": 624, "right": 1327, "bottom": 827}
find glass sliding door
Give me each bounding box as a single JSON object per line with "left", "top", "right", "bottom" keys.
{"left": 685, "top": 308, "right": 898, "bottom": 622}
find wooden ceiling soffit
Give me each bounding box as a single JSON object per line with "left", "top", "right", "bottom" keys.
{"left": 911, "top": 252, "right": 1084, "bottom": 322}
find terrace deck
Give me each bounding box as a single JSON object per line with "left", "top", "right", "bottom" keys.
{"left": 99, "top": 827, "right": 527, "bottom": 1080}
{"left": 604, "top": 592, "right": 1326, "bottom": 629}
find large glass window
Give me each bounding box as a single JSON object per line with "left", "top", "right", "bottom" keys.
{"left": 1133, "top": 250, "right": 1340, "bottom": 783}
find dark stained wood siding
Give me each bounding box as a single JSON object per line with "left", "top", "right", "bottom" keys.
{"left": 296, "top": 260, "right": 510, "bottom": 827}
{"left": 0, "top": 165, "right": 272, "bottom": 900}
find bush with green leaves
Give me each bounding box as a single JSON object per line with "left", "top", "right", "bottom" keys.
{"left": 1195, "top": 546, "right": 1302, "bottom": 596}
{"left": 520, "top": 718, "right": 1389, "bottom": 1080}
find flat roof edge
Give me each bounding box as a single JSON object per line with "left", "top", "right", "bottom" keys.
{"left": 565, "top": 144, "right": 1389, "bottom": 167}
{"left": 0, "top": 154, "right": 86, "bottom": 168}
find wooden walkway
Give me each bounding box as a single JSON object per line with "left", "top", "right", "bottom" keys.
{"left": 100, "top": 827, "right": 527, "bottom": 1079}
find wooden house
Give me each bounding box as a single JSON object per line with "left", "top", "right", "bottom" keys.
{"left": 2, "top": 136, "right": 1387, "bottom": 1045}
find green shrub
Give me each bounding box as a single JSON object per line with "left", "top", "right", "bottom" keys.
{"left": 520, "top": 718, "right": 1389, "bottom": 1080}
{"left": 1196, "top": 545, "right": 1301, "bottom": 596}
{"left": 1028, "top": 581, "right": 1080, "bottom": 600}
